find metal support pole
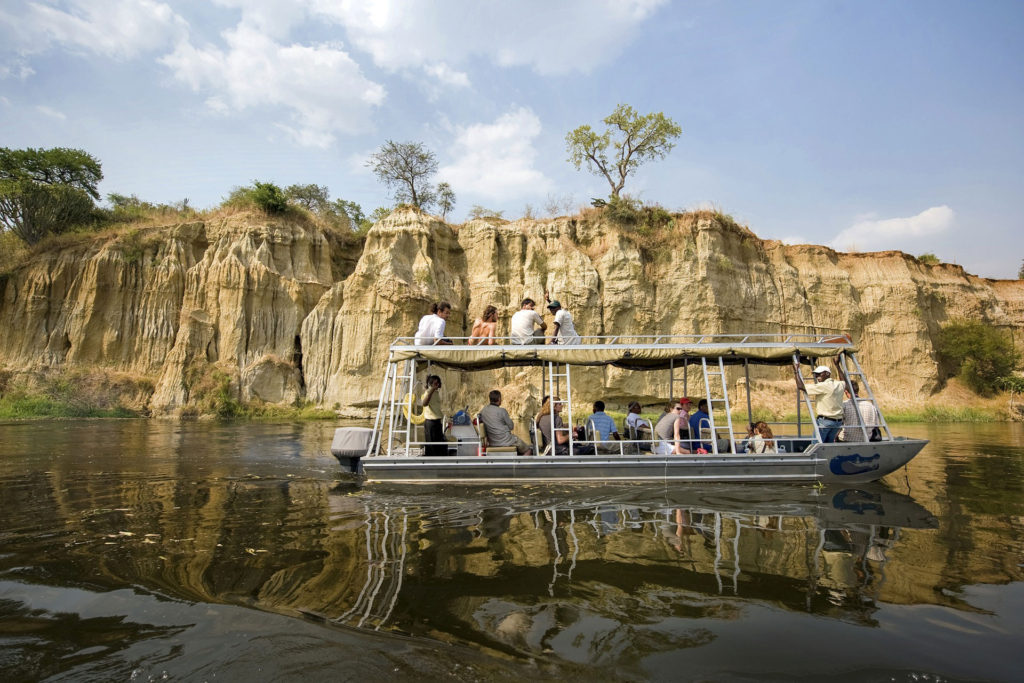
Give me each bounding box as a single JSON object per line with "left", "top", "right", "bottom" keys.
{"left": 744, "top": 359, "right": 753, "bottom": 431}
{"left": 669, "top": 358, "right": 675, "bottom": 401}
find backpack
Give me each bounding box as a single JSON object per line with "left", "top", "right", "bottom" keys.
{"left": 451, "top": 409, "right": 471, "bottom": 426}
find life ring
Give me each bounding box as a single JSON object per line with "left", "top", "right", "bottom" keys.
{"left": 402, "top": 392, "right": 425, "bottom": 425}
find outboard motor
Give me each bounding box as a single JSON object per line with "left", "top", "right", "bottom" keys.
{"left": 331, "top": 427, "right": 373, "bottom": 474}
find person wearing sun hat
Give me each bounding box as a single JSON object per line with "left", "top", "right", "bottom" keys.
{"left": 793, "top": 360, "right": 846, "bottom": 443}
{"left": 545, "top": 297, "right": 580, "bottom": 344}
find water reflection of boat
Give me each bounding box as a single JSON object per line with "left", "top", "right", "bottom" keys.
{"left": 331, "top": 334, "right": 928, "bottom": 484}
{"left": 323, "top": 483, "right": 936, "bottom": 637}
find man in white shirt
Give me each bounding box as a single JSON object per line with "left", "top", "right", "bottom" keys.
{"left": 414, "top": 302, "right": 452, "bottom": 345}
{"left": 546, "top": 300, "right": 580, "bottom": 344}
{"left": 509, "top": 298, "right": 546, "bottom": 344}
{"left": 793, "top": 361, "right": 845, "bottom": 443}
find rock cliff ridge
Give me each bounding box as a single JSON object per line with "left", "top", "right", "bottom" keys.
{"left": 0, "top": 208, "right": 1020, "bottom": 419}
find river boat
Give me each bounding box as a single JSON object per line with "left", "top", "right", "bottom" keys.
{"left": 330, "top": 333, "right": 927, "bottom": 484}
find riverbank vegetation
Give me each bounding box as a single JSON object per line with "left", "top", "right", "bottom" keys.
{"left": 936, "top": 319, "right": 1020, "bottom": 395}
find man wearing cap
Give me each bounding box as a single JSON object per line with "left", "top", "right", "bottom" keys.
{"left": 509, "top": 298, "right": 547, "bottom": 344}
{"left": 546, "top": 300, "right": 580, "bottom": 344}
{"left": 793, "top": 361, "right": 845, "bottom": 443}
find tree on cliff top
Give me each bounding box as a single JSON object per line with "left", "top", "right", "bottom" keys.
{"left": 566, "top": 104, "right": 681, "bottom": 200}
{"left": 0, "top": 147, "right": 102, "bottom": 245}
{"left": 437, "top": 182, "right": 455, "bottom": 220}
{"left": 366, "top": 140, "right": 438, "bottom": 210}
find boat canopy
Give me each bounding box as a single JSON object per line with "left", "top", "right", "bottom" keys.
{"left": 388, "top": 333, "right": 857, "bottom": 371}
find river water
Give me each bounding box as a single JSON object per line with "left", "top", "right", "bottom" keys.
{"left": 0, "top": 420, "right": 1021, "bottom": 681}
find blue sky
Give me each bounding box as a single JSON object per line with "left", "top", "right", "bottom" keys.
{"left": 2, "top": 0, "right": 1022, "bottom": 278}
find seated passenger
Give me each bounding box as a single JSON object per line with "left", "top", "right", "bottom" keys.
{"left": 537, "top": 396, "right": 595, "bottom": 455}
{"left": 469, "top": 305, "right": 498, "bottom": 345}
{"left": 587, "top": 400, "right": 620, "bottom": 453}
{"left": 414, "top": 302, "right": 453, "bottom": 346}
{"left": 745, "top": 421, "right": 778, "bottom": 453}
{"left": 625, "top": 401, "right": 653, "bottom": 449}
{"left": 839, "top": 380, "right": 882, "bottom": 442}
{"left": 654, "top": 401, "right": 692, "bottom": 455}
{"left": 688, "top": 399, "right": 713, "bottom": 452}
{"left": 478, "top": 389, "right": 531, "bottom": 455}
{"left": 509, "top": 298, "right": 547, "bottom": 344}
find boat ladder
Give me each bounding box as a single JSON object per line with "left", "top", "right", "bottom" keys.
{"left": 838, "top": 352, "right": 892, "bottom": 440}
{"left": 380, "top": 359, "right": 419, "bottom": 457}
{"left": 701, "top": 356, "right": 736, "bottom": 453}
{"left": 544, "top": 362, "right": 575, "bottom": 455}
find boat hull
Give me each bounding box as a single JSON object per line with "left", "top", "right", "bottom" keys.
{"left": 349, "top": 439, "right": 927, "bottom": 485}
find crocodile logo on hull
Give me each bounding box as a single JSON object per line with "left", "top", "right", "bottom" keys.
{"left": 832, "top": 488, "right": 884, "bottom": 515}
{"left": 829, "top": 452, "right": 880, "bottom": 476}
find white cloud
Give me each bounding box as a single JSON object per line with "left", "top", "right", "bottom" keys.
{"left": 0, "top": 57, "right": 35, "bottom": 80}
{"left": 309, "top": 0, "right": 668, "bottom": 76}
{"left": 8, "top": 0, "right": 187, "bottom": 58}
{"left": 831, "top": 206, "right": 955, "bottom": 252}
{"left": 423, "top": 62, "right": 470, "bottom": 89}
{"left": 438, "top": 107, "right": 552, "bottom": 200}
{"left": 36, "top": 105, "right": 66, "bottom": 120}
{"left": 160, "top": 25, "right": 385, "bottom": 148}
{"left": 210, "top": 0, "right": 306, "bottom": 40}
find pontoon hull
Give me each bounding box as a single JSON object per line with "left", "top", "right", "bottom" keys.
{"left": 345, "top": 439, "right": 927, "bottom": 485}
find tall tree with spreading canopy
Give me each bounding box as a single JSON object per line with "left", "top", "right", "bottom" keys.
{"left": 0, "top": 147, "right": 103, "bottom": 244}
{"left": 366, "top": 140, "right": 438, "bottom": 209}
{"left": 565, "top": 104, "right": 682, "bottom": 199}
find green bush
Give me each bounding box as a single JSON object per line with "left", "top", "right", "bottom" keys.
{"left": 223, "top": 181, "right": 289, "bottom": 215}
{"left": 936, "top": 320, "right": 1020, "bottom": 395}
{"left": 602, "top": 195, "right": 672, "bottom": 234}
{"left": 918, "top": 252, "right": 940, "bottom": 266}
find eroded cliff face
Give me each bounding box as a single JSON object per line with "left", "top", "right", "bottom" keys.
{"left": 0, "top": 208, "right": 1020, "bottom": 417}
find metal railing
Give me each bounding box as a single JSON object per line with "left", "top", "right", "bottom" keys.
{"left": 394, "top": 332, "right": 853, "bottom": 347}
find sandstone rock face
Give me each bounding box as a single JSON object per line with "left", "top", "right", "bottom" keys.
{"left": 0, "top": 208, "right": 1020, "bottom": 418}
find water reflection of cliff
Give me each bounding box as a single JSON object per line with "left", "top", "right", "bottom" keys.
{"left": 6, "top": 418, "right": 1024, "bottom": 666}
{"left": 3, "top": 457, "right": 957, "bottom": 663}
{"left": 310, "top": 485, "right": 937, "bottom": 656}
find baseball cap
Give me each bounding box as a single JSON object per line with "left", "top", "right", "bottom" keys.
{"left": 812, "top": 365, "right": 830, "bottom": 375}
{"left": 547, "top": 300, "right": 561, "bottom": 309}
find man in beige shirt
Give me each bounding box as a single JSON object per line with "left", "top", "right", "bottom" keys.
{"left": 420, "top": 374, "right": 447, "bottom": 456}
{"left": 794, "top": 361, "right": 845, "bottom": 443}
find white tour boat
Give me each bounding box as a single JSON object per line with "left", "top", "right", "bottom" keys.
{"left": 330, "top": 333, "right": 927, "bottom": 484}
